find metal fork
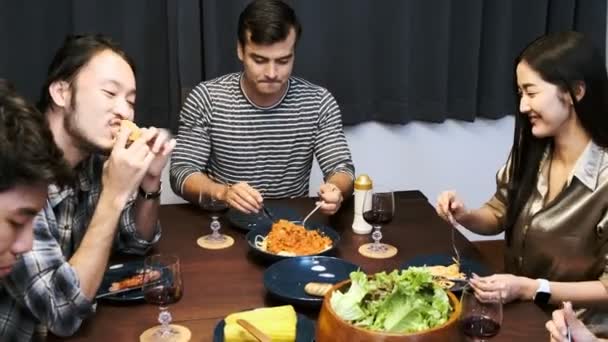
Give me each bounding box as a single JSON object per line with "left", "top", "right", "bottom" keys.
{"left": 446, "top": 208, "right": 461, "bottom": 265}
{"left": 302, "top": 201, "right": 324, "bottom": 227}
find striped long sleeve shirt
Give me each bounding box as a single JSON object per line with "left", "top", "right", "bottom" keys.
{"left": 170, "top": 73, "right": 355, "bottom": 199}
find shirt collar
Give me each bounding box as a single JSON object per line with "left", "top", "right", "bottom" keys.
{"left": 570, "top": 140, "right": 603, "bottom": 191}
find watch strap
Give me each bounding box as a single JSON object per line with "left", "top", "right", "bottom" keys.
{"left": 138, "top": 185, "right": 161, "bottom": 200}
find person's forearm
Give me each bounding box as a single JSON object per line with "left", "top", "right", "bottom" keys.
{"left": 518, "top": 278, "right": 608, "bottom": 306}
{"left": 133, "top": 176, "right": 162, "bottom": 241}
{"left": 458, "top": 205, "right": 503, "bottom": 235}
{"left": 181, "top": 172, "right": 228, "bottom": 204}
{"left": 68, "top": 191, "right": 125, "bottom": 299}
{"left": 327, "top": 172, "right": 353, "bottom": 199}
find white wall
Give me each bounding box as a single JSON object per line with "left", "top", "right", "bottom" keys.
{"left": 161, "top": 116, "right": 514, "bottom": 241}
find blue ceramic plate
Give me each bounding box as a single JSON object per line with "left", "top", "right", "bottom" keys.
{"left": 401, "top": 254, "right": 490, "bottom": 291}
{"left": 246, "top": 221, "right": 340, "bottom": 262}
{"left": 226, "top": 204, "right": 300, "bottom": 231}
{"left": 213, "top": 312, "right": 314, "bottom": 342}
{"left": 264, "top": 256, "right": 361, "bottom": 306}
{"left": 96, "top": 261, "right": 146, "bottom": 302}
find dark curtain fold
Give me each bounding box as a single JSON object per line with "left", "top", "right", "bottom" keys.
{"left": 0, "top": 0, "right": 179, "bottom": 130}
{"left": 0, "top": 0, "right": 606, "bottom": 129}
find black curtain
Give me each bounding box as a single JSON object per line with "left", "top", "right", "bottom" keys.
{"left": 0, "top": 0, "right": 178, "bottom": 129}
{"left": 0, "top": 0, "right": 606, "bottom": 129}
{"left": 194, "top": 0, "right": 606, "bottom": 125}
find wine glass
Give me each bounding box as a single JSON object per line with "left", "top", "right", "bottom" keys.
{"left": 360, "top": 187, "right": 397, "bottom": 257}
{"left": 141, "top": 254, "right": 188, "bottom": 340}
{"left": 199, "top": 195, "right": 231, "bottom": 244}
{"left": 460, "top": 285, "right": 503, "bottom": 341}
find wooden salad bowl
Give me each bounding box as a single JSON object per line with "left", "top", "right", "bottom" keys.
{"left": 316, "top": 279, "right": 462, "bottom": 342}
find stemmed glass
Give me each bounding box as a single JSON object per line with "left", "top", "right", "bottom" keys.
{"left": 460, "top": 285, "right": 503, "bottom": 341}
{"left": 199, "top": 196, "right": 231, "bottom": 243}
{"left": 360, "top": 187, "right": 397, "bottom": 258}
{"left": 141, "top": 254, "right": 189, "bottom": 341}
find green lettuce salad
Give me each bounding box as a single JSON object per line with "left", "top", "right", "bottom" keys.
{"left": 330, "top": 267, "right": 452, "bottom": 333}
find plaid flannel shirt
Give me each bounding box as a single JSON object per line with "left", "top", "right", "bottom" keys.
{"left": 0, "top": 154, "right": 161, "bottom": 340}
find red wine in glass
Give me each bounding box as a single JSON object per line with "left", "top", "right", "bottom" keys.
{"left": 361, "top": 190, "right": 395, "bottom": 254}
{"left": 142, "top": 254, "right": 186, "bottom": 339}
{"left": 362, "top": 210, "right": 393, "bottom": 225}
{"left": 144, "top": 285, "right": 183, "bottom": 306}
{"left": 461, "top": 315, "right": 501, "bottom": 339}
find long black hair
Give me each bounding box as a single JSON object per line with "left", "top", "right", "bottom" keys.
{"left": 37, "top": 34, "right": 135, "bottom": 113}
{"left": 505, "top": 31, "right": 608, "bottom": 244}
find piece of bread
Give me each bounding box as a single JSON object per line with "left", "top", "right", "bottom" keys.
{"left": 304, "top": 282, "right": 333, "bottom": 297}
{"left": 121, "top": 120, "right": 141, "bottom": 142}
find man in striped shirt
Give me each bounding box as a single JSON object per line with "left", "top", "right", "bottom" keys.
{"left": 171, "top": 0, "right": 355, "bottom": 215}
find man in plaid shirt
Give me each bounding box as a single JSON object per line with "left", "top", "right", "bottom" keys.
{"left": 0, "top": 35, "right": 176, "bottom": 340}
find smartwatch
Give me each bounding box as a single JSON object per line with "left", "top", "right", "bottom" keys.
{"left": 533, "top": 278, "right": 551, "bottom": 307}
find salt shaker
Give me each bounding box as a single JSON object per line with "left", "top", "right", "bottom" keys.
{"left": 352, "top": 174, "right": 373, "bottom": 234}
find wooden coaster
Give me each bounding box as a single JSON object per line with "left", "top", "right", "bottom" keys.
{"left": 197, "top": 235, "right": 234, "bottom": 250}
{"left": 358, "top": 243, "right": 398, "bottom": 259}
{"left": 140, "top": 324, "right": 191, "bottom": 342}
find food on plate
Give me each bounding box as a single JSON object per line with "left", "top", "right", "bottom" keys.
{"left": 425, "top": 262, "right": 466, "bottom": 289}
{"left": 254, "top": 219, "right": 332, "bottom": 256}
{"left": 330, "top": 268, "right": 452, "bottom": 334}
{"left": 109, "top": 269, "right": 161, "bottom": 292}
{"left": 223, "top": 305, "right": 297, "bottom": 342}
{"left": 304, "top": 282, "right": 333, "bottom": 297}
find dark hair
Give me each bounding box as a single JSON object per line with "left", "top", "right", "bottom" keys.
{"left": 0, "top": 79, "right": 72, "bottom": 192}
{"left": 238, "top": 0, "right": 302, "bottom": 47}
{"left": 504, "top": 31, "right": 608, "bottom": 243}
{"left": 37, "top": 34, "right": 136, "bottom": 113}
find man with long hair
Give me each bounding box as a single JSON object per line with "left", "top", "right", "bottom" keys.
{"left": 0, "top": 35, "right": 176, "bottom": 340}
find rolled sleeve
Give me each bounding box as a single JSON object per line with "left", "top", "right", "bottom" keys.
{"left": 116, "top": 200, "right": 161, "bottom": 255}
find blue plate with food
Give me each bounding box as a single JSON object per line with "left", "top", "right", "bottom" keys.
{"left": 263, "top": 256, "right": 360, "bottom": 306}
{"left": 401, "top": 254, "right": 490, "bottom": 292}
{"left": 212, "top": 305, "right": 314, "bottom": 342}
{"left": 226, "top": 204, "right": 300, "bottom": 231}
{"left": 246, "top": 219, "right": 340, "bottom": 262}
{"left": 96, "top": 260, "right": 160, "bottom": 302}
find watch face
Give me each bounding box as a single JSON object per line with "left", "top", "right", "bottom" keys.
{"left": 534, "top": 291, "right": 551, "bottom": 306}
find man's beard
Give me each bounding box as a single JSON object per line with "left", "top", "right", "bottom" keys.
{"left": 63, "top": 95, "right": 111, "bottom": 156}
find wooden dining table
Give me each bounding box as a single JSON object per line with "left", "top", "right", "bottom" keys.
{"left": 50, "top": 190, "right": 549, "bottom": 341}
